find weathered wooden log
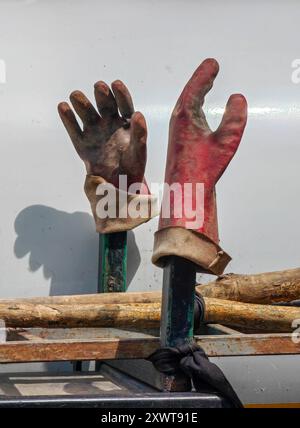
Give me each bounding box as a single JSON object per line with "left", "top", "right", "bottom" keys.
{"left": 0, "top": 292, "right": 162, "bottom": 306}
{"left": 204, "top": 298, "right": 300, "bottom": 332}
{"left": 0, "top": 302, "right": 161, "bottom": 329}
{"left": 0, "top": 298, "right": 299, "bottom": 332}
{"left": 196, "top": 267, "right": 300, "bottom": 304}
{"left": 3, "top": 267, "right": 300, "bottom": 307}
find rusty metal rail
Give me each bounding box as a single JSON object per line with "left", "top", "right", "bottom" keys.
{"left": 0, "top": 326, "right": 298, "bottom": 363}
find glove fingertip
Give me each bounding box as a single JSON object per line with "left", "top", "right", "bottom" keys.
{"left": 131, "top": 111, "right": 147, "bottom": 142}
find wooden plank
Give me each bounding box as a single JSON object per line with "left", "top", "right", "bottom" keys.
{"left": 0, "top": 332, "right": 299, "bottom": 363}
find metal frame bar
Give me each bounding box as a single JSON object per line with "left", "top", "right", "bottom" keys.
{"left": 0, "top": 392, "right": 229, "bottom": 408}
{"left": 1, "top": 327, "right": 299, "bottom": 363}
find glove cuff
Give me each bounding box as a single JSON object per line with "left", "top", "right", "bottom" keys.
{"left": 158, "top": 186, "right": 219, "bottom": 244}
{"left": 152, "top": 226, "right": 231, "bottom": 275}
{"left": 84, "top": 175, "right": 158, "bottom": 233}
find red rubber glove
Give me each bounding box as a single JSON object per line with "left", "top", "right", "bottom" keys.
{"left": 153, "top": 59, "right": 247, "bottom": 274}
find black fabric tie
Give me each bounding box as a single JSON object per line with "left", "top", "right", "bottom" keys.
{"left": 148, "top": 342, "right": 243, "bottom": 408}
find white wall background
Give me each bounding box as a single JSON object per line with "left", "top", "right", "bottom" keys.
{"left": 0, "top": 0, "right": 299, "bottom": 404}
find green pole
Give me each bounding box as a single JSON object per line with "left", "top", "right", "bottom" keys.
{"left": 98, "top": 232, "right": 127, "bottom": 293}
{"left": 160, "top": 256, "right": 196, "bottom": 391}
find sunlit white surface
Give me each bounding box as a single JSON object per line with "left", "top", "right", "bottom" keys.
{"left": 141, "top": 104, "right": 300, "bottom": 119}
{"left": 0, "top": 0, "right": 300, "bottom": 403}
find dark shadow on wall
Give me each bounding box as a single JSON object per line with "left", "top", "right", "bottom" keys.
{"left": 14, "top": 205, "right": 141, "bottom": 296}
